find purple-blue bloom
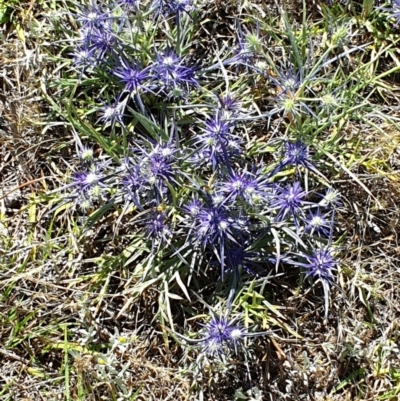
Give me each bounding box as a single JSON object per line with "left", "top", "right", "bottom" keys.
{"left": 275, "top": 140, "right": 321, "bottom": 176}
{"left": 75, "top": 1, "right": 111, "bottom": 31}
{"left": 151, "top": 50, "right": 198, "bottom": 95}
{"left": 193, "top": 112, "right": 240, "bottom": 168}
{"left": 89, "top": 26, "right": 119, "bottom": 59}
{"left": 198, "top": 311, "right": 245, "bottom": 357}
{"left": 182, "top": 197, "right": 204, "bottom": 217}
{"left": 147, "top": 149, "right": 176, "bottom": 184}
{"left": 219, "top": 170, "right": 272, "bottom": 205}
{"left": 304, "top": 208, "right": 332, "bottom": 237}
{"left": 72, "top": 45, "right": 98, "bottom": 70}
{"left": 270, "top": 65, "right": 302, "bottom": 96}
{"left": 98, "top": 99, "right": 125, "bottom": 126}
{"left": 113, "top": 59, "right": 150, "bottom": 94}
{"left": 121, "top": 160, "right": 148, "bottom": 209}
{"left": 72, "top": 166, "right": 104, "bottom": 193}
{"left": 195, "top": 204, "right": 233, "bottom": 246}
{"left": 272, "top": 182, "right": 308, "bottom": 223}
{"left": 144, "top": 212, "right": 171, "bottom": 244}
{"left": 151, "top": 0, "right": 193, "bottom": 18}
{"left": 296, "top": 247, "right": 337, "bottom": 282}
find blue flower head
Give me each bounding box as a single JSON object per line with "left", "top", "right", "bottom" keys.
{"left": 272, "top": 182, "right": 308, "bottom": 223}
{"left": 113, "top": 59, "right": 150, "bottom": 95}
{"left": 151, "top": 50, "right": 198, "bottom": 96}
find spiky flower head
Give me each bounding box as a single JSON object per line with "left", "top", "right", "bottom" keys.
{"left": 113, "top": 59, "right": 150, "bottom": 94}
{"left": 72, "top": 45, "right": 97, "bottom": 69}
{"left": 151, "top": 50, "right": 198, "bottom": 95}
{"left": 193, "top": 113, "right": 239, "bottom": 168}
{"left": 277, "top": 140, "right": 321, "bottom": 176}
{"left": 194, "top": 204, "right": 232, "bottom": 247}
{"left": 89, "top": 25, "right": 119, "bottom": 59}
{"left": 272, "top": 182, "right": 308, "bottom": 223}
{"left": 98, "top": 100, "right": 125, "bottom": 126}
{"left": 121, "top": 160, "right": 148, "bottom": 209}
{"left": 75, "top": 1, "right": 111, "bottom": 30}
{"left": 198, "top": 311, "right": 245, "bottom": 357}
{"left": 144, "top": 212, "right": 171, "bottom": 244}
{"left": 304, "top": 208, "right": 332, "bottom": 237}
{"left": 183, "top": 198, "right": 204, "bottom": 217}
{"left": 270, "top": 65, "right": 302, "bottom": 96}
{"left": 219, "top": 170, "right": 272, "bottom": 205}
{"left": 296, "top": 247, "right": 338, "bottom": 282}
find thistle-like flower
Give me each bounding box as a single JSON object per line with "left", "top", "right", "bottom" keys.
{"left": 294, "top": 246, "right": 338, "bottom": 318}
{"left": 121, "top": 160, "right": 148, "bottom": 209}
{"left": 151, "top": 50, "right": 198, "bottom": 95}
{"left": 75, "top": 1, "right": 111, "bottom": 31}
{"left": 113, "top": 59, "right": 150, "bottom": 94}
{"left": 198, "top": 311, "right": 245, "bottom": 356}
{"left": 270, "top": 65, "right": 302, "bottom": 96}
{"left": 272, "top": 182, "right": 308, "bottom": 223}
{"left": 182, "top": 197, "right": 204, "bottom": 217}
{"left": 151, "top": 0, "right": 194, "bottom": 18}
{"left": 304, "top": 208, "right": 332, "bottom": 237}
{"left": 72, "top": 45, "right": 98, "bottom": 70}
{"left": 296, "top": 247, "right": 337, "bottom": 282}
{"left": 144, "top": 212, "right": 171, "bottom": 244}
{"left": 193, "top": 112, "right": 239, "bottom": 168}
{"left": 98, "top": 100, "right": 125, "bottom": 126}
{"left": 194, "top": 204, "right": 233, "bottom": 247}
{"left": 275, "top": 140, "right": 321, "bottom": 176}
{"left": 89, "top": 26, "right": 119, "bottom": 59}
{"left": 219, "top": 170, "right": 272, "bottom": 205}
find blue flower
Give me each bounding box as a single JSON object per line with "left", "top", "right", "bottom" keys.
{"left": 293, "top": 246, "right": 338, "bottom": 318}
{"left": 75, "top": 1, "right": 111, "bottom": 31}
{"left": 89, "top": 25, "right": 119, "bottom": 59}
{"left": 150, "top": 50, "right": 198, "bottom": 95}
{"left": 273, "top": 140, "right": 321, "bottom": 177}
{"left": 297, "top": 247, "right": 337, "bottom": 281}
{"left": 151, "top": 0, "right": 194, "bottom": 18}
{"left": 304, "top": 208, "right": 332, "bottom": 237}
{"left": 144, "top": 212, "right": 171, "bottom": 244}
{"left": 113, "top": 59, "right": 151, "bottom": 94}
{"left": 182, "top": 197, "right": 204, "bottom": 217}
{"left": 272, "top": 182, "right": 308, "bottom": 223}
{"left": 194, "top": 204, "right": 233, "bottom": 246}
{"left": 97, "top": 99, "right": 125, "bottom": 126}
{"left": 193, "top": 112, "right": 240, "bottom": 168}
{"left": 199, "top": 311, "right": 244, "bottom": 356}
{"left": 72, "top": 45, "right": 98, "bottom": 70}
{"left": 270, "top": 64, "right": 302, "bottom": 96}
{"left": 218, "top": 170, "right": 273, "bottom": 205}
{"left": 121, "top": 159, "right": 148, "bottom": 209}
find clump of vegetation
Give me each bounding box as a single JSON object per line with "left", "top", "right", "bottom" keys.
{"left": 2, "top": 0, "right": 400, "bottom": 399}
